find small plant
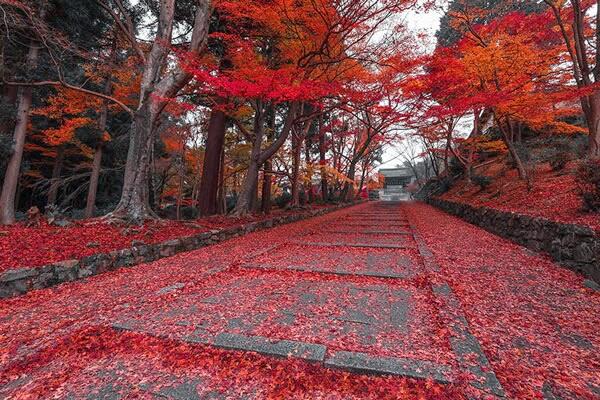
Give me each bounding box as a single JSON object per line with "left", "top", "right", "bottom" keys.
{"left": 576, "top": 158, "right": 600, "bottom": 212}
{"left": 471, "top": 175, "right": 493, "bottom": 190}
{"left": 549, "top": 151, "right": 571, "bottom": 171}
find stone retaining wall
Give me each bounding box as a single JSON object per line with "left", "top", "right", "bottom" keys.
{"left": 429, "top": 198, "right": 600, "bottom": 284}
{"left": 1, "top": 202, "right": 364, "bottom": 299}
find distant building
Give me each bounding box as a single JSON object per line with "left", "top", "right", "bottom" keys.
{"left": 378, "top": 168, "right": 416, "bottom": 201}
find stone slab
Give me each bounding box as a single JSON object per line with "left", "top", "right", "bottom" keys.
{"left": 213, "top": 332, "right": 327, "bottom": 362}
{"left": 324, "top": 350, "right": 453, "bottom": 384}
{"left": 321, "top": 230, "right": 412, "bottom": 235}
{"left": 243, "top": 263, "right": 412, "bottom": 280}
{"left": 432, "top": 283, "right": 505, "bottom": 398}
{"left": 291, "top": 241, "right": 410, "bottom": 249}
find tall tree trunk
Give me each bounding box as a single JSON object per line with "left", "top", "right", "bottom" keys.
{"left": 587, "top": 92, "right": 600, "bottom": 157}
{"left": 0, "top": 40, "right": 39, "bottom": 225}
{"left": 290, "top": 128, "right": 302, "bottom": 207}
{"left": 319, "top": 119, "right": 328, "bottom": 202}
{"left": 261, "top": 160, "right": 272, "bottom": 214}
{"left": 85, "top": 103, "right": 109, "bottom": 217}
{"left": 305, "top": 134, "right": 314, "bottom": 203}
{"left": 342, "top": 163, "right": 356, "bottom": 202}
{"left": 85, "top": 43, "right": 114, "bottom": 218}
{"left": 260, "top": 109, "right": 275, "bottom": 214}
{"left": 497, "top": 115, "right": 529, "bottom": 183}
{"left": 232, "top": 102, "right": 298, "bottom": 216}
{"left": 109, "top": 0, "right": 210, "bottom": 223}
{"left": 47, "top": 145, "right": 65, "bottom": 206}
{"left": 217, "top": 144, "right": 226, "bottom": 214}
{"left": 111, "top": 106, "right": 156, "bottom": 222}
{"left": 234, "top": 160, "right": 260, "bottom": 215}
{"left": 249, "top": 172, "right": 259, "bottom": 212}
{"left": 198, "top": 108, "right": 226, "bottom": 216}
{"left": 85, "top": 144, "right": 103, "bottom": 218}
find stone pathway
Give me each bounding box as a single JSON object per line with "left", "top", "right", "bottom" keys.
{"left": 109, "top": 202, "right": 503, "bottom": 398}
{"left": 1, "top": 202, "right": 598, "bottom": 399}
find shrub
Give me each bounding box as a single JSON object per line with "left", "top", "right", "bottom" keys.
{"left": 549, "top": 151, "right": 571, "bottom": 171}
{"left": 576, "top": 158, "right": 600, "bottom": 212}
{"left": 471, "top": 175, "right": 492, "bottom": 190}
{"left": 274, "top": 192, "right": 292, "bottom": 208}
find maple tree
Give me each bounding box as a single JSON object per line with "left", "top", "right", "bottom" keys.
{"left": 543, "top": 0, "right": 600, "bottom": 158}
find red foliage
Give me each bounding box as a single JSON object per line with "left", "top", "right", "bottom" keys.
{"left": 1, "top": 327, "right": 458, "bottom": 399}
{"left": 0, "top": 208, "right": 325, "bottom": 272}
{"left": 405, "top": 203, "right": 600, "bottom": 399}
{"left": 440, "top": 160, "right": 600, "bottom": 232}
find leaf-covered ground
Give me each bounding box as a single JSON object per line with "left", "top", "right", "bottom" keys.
{"left": 406, "top": 202, "right": 600, "bottom": 399}
{"left": 0, "top": 206, "right": 326, "bottom": 272}
{"left": 1, "top": 202, "right": 598, "bottom": 399}
{"left": 441, "top": 161, "right": 600, "bottom": 232}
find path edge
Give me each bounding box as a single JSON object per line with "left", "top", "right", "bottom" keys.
{"left": 0, "top": 201, "right": 367, "bottom": 299}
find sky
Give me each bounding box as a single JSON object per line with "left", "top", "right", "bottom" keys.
{"left": 377, "top": 8, "right": 444, "bottom": 171}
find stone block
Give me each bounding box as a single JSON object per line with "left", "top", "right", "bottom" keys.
{"left": 114, "top": 249, "right": 135, "bottom": 267}
{"left": 324, "top": 351, "right": 452, "bottom": 384}
{"left": 574, "top": 242, "right": 594, "bottom": 263}
{"left": 214, "top": 332, "right": 327, "bottom": 362}
{"left": 1, "top": 268, "right": 38, "bottom": 282}
{"left": 54, "top": 260, "right": 79, "bottom": 282}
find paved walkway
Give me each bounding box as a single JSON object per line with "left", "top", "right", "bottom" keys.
{"left": 1, "top": 202, "right": 598, "bottom": 399}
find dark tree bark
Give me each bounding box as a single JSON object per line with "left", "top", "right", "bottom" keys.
{"left": 232, "top": 102, "right": 298, "bottom": 216}
{"left": 217, "top": 144, "right": 226, "bottom": 214}
{"left": 198, "top": 108, "right": 227, "bottom": 216}
{"left": 261, "top": 160, "right": 272, "bottom": 213}
{"left": 261, "top": 109, "right": 275, "bottom": 214}
{"left": 47, "top": 145, "right": 65, "bottom": 205}
{"left": 305, "top": 134, "right": 314, "bottom": 203}
{"left": 85, "top": 144, "right": 103, "bottom": 218}
{"left": 290, "top": 127, "right": 302, "bottom": 207}
{"left": 0, "top": 39, "right": 40, "bottom": 224}
{"left": 318, "top": 117, "right": 328, "bottom": 202}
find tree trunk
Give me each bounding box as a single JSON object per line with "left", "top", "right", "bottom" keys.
{"left": 290, "top": 129, "right": 302, "bottom": 207}
{"left": 319, "top": 121, "right": 328, "bottom": 202}
{"left": 232, "top": 102, "right": 298, "bottom": 216}
{"left": 198, "top": 108, "right": 227, "bottom": 216}
{"left": 0, "top": 41, "right": 39, "bottom": 225}
{"left": 261, "top": 109, "right": 275, "bottom": 214}
{"left": 110, "top": 106, "right": 156, "bottom": 222}
{"left": 109, "top": 0, "right": 210, "bottom": 223}
{"left": 261, "top": 160, "right": 272, "bottom": 214}
{"left": 217, "top": 144, "right": 226, "bottom": 214}
{"left": 342, "top": 163, "right": 356, "bottom": 202}
{"left": 305, "top": 134, "right": 314, "bottom": 203}
{"left": 234, "top": 160, "right": 260, "bottom": 216}
{"left": 498, "top": 116, "right": 529, "bottom": 183}
{"left": 47, "top": 145, "right": 65, "bottom": 206}
{"left": 587, "top": 92, "right": 600, "bottom": 157}
{"left": 85, "top": 144, "right": 103, "bottom": 218}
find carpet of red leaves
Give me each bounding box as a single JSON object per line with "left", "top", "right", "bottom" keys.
{"left": 0, "top": 204, "right": 462, "bottom": 399}
{"left": 405, "top": 202, "right": 600, "bottom": 399}
{"left": 3, "top": 327, "right": 456, "bottom": 399}
{"left": 441, "top": 161, "right": 600, "bottom": 232}
{"left": 0, "top": 206, "right": 324, "bottom": 273}
{"left": 1, "top": 202, "right": 598, "bottom": 399}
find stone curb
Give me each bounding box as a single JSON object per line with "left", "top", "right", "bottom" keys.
{"left": 0, "top": 201, "right": 366, "bottom": 299}
{"left": 111, "top": 323, "right": 453, "bottom": 384}
{"left": 428, "top": 198, "right": 600, "bottom": 284}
